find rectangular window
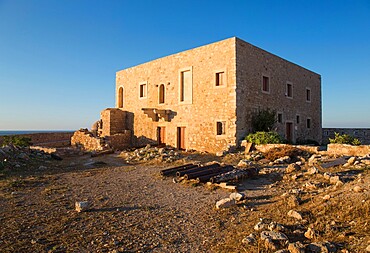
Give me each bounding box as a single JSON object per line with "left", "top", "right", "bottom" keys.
{"left": 296, "top": 115, "right": 300, "bottom": 124}
{"left": 215, "top": 72, "right": 224, "bottom": 86}
{"left": 139, "top": 83, "right": 147, "bottom": 98}
{"left": 307, "top": 118, "right": 311, "bottom": 129}
{"left": 277, "top": 113, "right": 282, "bottom": 123}
{"left": 179, "top": 68, "right": 192, "bottom": 103}
{"left": 286, "top": 83, "right": 293, "bottom": 98}
{"left": 306, "top": 88, "right": 311, "bottom": 102}
{"left": 216, "top": 121, "right": 226, "bottom": 135}
{"left": 262, "top": 75, "right": 270, "bottom": 93}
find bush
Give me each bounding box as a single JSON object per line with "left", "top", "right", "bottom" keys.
{"left": 1, "top": 136, "right": 32, "bottom": 147}
{"left": 329, "top": 132, "right": 361, "bottom": 146}
{"left": 251, "top": 108, "right": 276, "bottom": 132}
{"left": 245, "top": 131, "right": 284, "bottom": 145}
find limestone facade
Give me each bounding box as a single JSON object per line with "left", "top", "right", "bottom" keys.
{"left": 113, "top": 37, "right": 321, "bottom": 153}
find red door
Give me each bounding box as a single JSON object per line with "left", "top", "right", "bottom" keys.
{"left": 177, "top": 127, "right": 186, "bottom": 150}
{"left": 286, "top": 122, "right": 293, "bottom": 143}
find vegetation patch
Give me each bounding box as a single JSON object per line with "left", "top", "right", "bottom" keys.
{"left": 245, "top": 131, "right": 284, "bottom": 145}
{"left": 329, "top": 132, "right": 361, "bottom": 146}
{"left": 1, "top": 136, "right": 32, "bottom": 147}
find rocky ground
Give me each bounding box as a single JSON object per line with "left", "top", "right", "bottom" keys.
{"left": 0, "top": 145, "right": 369, "bottom": 253}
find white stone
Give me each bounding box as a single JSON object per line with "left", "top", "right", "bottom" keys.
{"left": 229, "top": 192, "right": 244, "bottom": 201}
{"left": 215, "top": 198, "right": 235, "bottom": 209}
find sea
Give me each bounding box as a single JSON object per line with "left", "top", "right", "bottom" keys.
{"left": 0, "top": 130, "right": 74, "bottom": 136}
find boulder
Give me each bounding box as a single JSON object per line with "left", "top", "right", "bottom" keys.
{"left": 307, "top": 241, "right": 336, "bottom": 252}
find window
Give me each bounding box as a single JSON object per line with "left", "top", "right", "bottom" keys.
{"left": 277, "top": 113, "right": 283, "bottom": 123}
{"left": 159, "top": 84, "right": 165, "bottom": 104}
{"left": 139, "top": 82, "right": 147, "bottom": 98}
{"left": 216, "top": 121, "right": 226, "bottom": 135}
{"left": 262, "top": 75, "right": 270, "bottom": 93}
{"left": 118, "top": 87, "right": 123, "bottom": 108}
{"left": 306, "top": 88, "right": 311, "bottom": 102}
{"left": 286, "top": 82, "right": 293, "bottom": 98}
{"left": 307, "top": 118, "right": 311, "bottom": 129}
{"left": 179, "top": 67, "right": 192, "bottom": 103}
{"left": 215, "top": 71, "right": 224, "bottom": 86}
{"left": 296, "top": 115, "right": 300, "bottom": 124}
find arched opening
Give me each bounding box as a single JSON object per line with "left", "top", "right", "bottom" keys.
{"left": 118, "top": 87, "right": 123, "bottom": 108}
{"left": 159, "top": 84, "right": 165, "bottom": 104}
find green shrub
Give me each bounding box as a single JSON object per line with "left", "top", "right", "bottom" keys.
{"left": 1, "top": 136, "right": 32, "bottom": 147}
{"left": 329, "top": 132, "right": 361, "bottom": 146}
{"left": 251, "top": 108, "right": 277, "bottom": 132}
{"left": 245, "top": 131, "right": 284, "bottom": 145}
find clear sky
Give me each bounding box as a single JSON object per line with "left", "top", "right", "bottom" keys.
{"left": 0, "top": 0, "right": 369, "bottom": 130}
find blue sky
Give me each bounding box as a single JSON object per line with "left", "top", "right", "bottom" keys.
{"left": 0, "top": 0, "right": 369, "bottom": 130}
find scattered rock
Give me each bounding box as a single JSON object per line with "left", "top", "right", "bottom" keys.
{"left": 215, "top": 198, "right": 235, "bottom": 209}
{"left": 322, "top": 195, "right": 331, "bottom": 201}
{"left": 287, "top": 210, "right": 303, "bottom": 220}
{"left": 288, "top": 241, "right": 305, "bottom": 253}
{"left": 353, "top": 186, "right": 363, "bottom": 193}
{"left": 307, "top": 241, "right": 337, "bottom": 252}
{"left": 254, "top": 221, "right": 268, "bottom": 231}
{"left": 304, "top": 227, "right": 316, "bottom": 239}
{"left": 287, "top": 195, "right": 301, "bottom": 208}
{"left": 242, "top": 233, "right": 256, "bottom": 245}
{"left": 274, "top": 156, "right": 291, "bottom": 164}
{"left": 75, "top": 201, "right": 91, "bottom": 212}
{"left": 38, "top": 165, "right": 47, "bottom": 170}
{"left": 307, "top": 165, "right": 319, "bottom": 175}
{"left": 286, "top": 163, "right": 301, "bottom": 174}
{"left": 343, "top": 157, "right": 356, "bottom": 167}
{"left": 329, "top": 176, "right": 342, "bottom": 185}
{"left": 229, "top": 192, "right": 244, "bottom": 201}
{"left": 366, "top": 245, "right": 370, "bottom": 252}
{"left": 237, "top": 159, "right": 253, "bottom": 167}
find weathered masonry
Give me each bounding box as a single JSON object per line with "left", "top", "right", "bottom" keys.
{"left": 104, "top": 37, "right": 321, "bottom": 153}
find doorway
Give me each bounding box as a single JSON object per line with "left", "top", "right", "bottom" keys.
{"left": 286, "top": 122, "right": 293, "bottom": 143}
{"left": 177, "top": 127, "right": 186, "bottom": 150}
{"left": 157, "top": 126, "right": 166, "bottom": 146}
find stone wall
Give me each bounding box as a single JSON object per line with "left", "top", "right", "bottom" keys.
{"left": 100, "top": 108, "right": 127, "bottom": 137}
{"left": 326, "top": 143, "right": 370, "bottom": 157}
{"left": 0, "top": 132, "right": 73, "bottom": 147}
{"left": 71, "top": 129, "right": 105, "bottom": 151}
{"left": 235, "top": 38, "right": 322, "bottom": 145}
{"left": 323, "top": 128, "right": 370, "bottom": 145}
{"left": 105, "top": 131, "right": 132, "bottom": 150}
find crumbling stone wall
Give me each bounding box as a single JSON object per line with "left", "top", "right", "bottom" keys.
{"left": 0, "top": 132, "right": 73, "bottom": 147}
{"left": 100, "top": 108, "right": 127, "bottom": 137}
{"left": 327, "top": 143, "right": 370, "bottom": 156}
{"left": 71, "top": 129, "right": 106, "bottom": 151}
{"left": 105, "top": 131, "right": 131, "bottom": 150}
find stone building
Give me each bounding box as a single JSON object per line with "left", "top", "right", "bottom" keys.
{"left": 104, "top": 37, "right": 321, "bottom": 153}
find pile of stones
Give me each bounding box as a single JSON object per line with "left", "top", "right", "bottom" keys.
{"left": 120, "top": 145, "right": 182, "bottom": 163}
{"left": 243, "top": 218, "right": 338, "bottom": 252}
{"left": 0, "top": 144, "right": 59, "bottom": 171}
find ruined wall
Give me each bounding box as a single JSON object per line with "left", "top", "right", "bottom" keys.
{"left": 71, "top": 129, "right": 105, "bottom": 151}
{"left": 0, "top": 132, "right": 73, "bottom": 147}
{"left": 116, "top": 38, "right": 237, "bottom": 153}
{"left": 105, "top": 131, "right": 132, "bottom": 150}
{"left": 323, "top": 128, "right": 370, "bottom": 145}
{"left": 100, "top": 108, "right": 127, "bottom": 137}
{"left": 327, "top": 143, "right": 370, "bottom": 157}
{"left": 235, "top": 38, "right": 322, "bottom": 144}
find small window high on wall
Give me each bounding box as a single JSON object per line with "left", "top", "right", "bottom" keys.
{"left": 159, "top": 84, "right": 165, "bottom": 104}
{"left": 215, "top": 71, "right": 224, "bottom": 86}
{"left": 139, "top": 82, "right": 147, "bottom": 98}
{"left": 262, "top": 75, "right": 270, "bottom": 93}
{"left": 118, "top": 87, "right": 123, "bottom": 108}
